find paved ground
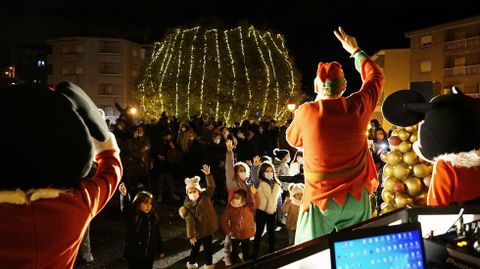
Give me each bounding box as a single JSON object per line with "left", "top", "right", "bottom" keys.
{"left": 74, "top": 193, "right": 290, "bottom": 269}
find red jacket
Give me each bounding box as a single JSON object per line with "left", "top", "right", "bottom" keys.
{"left": 219, "top": 204, "right": 256, "bottom": 240}
{"left": 286, "top": 52, "right": 384, "bottom": 211}
{"left": 427, "top": 157, "right": 480, "bottom": 206}
{"left": 0, "top": 150, "right": 122, "bottom": 269}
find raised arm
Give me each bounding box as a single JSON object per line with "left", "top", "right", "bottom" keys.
{"left": 225, "top": 140, "right": 236, "bottom": 189}
{"left": 334, "top": 26, "right": 384, "bottom": 110}
{"left": 202, "top": 165, "right": 216, "bottom": 199}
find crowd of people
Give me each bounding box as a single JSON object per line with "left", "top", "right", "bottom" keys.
{"left": 108, "top": 110, "right": 305, "bottom": 268}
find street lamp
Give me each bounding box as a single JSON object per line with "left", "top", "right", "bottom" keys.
{"left": 287, "top": 103, "right": 296, "bottom": 112}
{"left": 287, "top": 103, "right": 296, "bottom": 120}
{"left": 128, "top": 107, "right": 137, "bottom": 115}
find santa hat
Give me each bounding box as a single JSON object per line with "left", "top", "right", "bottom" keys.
{"left": 288, "top": 183, "right": 304, "bottom": 198}
{"left": 185, "top": 176, "right": 205, "bottom": 193}
{"left": 315, "top": 62, "right": 346, "bottom": 93}
{"left": 382, "top": 87, "right": 480, "bottom": 162}
{"left": 273, "top": 148, "right": 290, "bottom": 160}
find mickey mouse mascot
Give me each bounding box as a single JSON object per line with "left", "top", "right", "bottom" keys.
{"left": 0, "top": 81, "right": 122, "bottom": 268}
{"left": 382, "top": 86, "right": 480, "bottom": 206}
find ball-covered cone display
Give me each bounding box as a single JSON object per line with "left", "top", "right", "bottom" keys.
{"left": 386, "top": 150, "right": 403, "bottom": 165}
{"left": 379, "top": 124, "right": 432, "bottom": 214}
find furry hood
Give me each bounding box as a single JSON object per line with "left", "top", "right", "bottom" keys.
{"left": 0, "top": 188, "right": 67, "bottom": 205}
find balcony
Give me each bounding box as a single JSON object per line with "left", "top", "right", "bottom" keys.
{"left": 444, "top": 36, "right": 480, "bottom": 52}
{"left": 444, "top": 64, "right": 480, "bottom": 77}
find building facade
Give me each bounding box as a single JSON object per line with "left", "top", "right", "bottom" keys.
{"left": 48, "top": 37, "right": 147, "bottom": 122}
{"left": 405, "top": 16, "right": 480, "bottom": 97}
{"left": 371, "top": 49, "right": 411, "bottom": 131}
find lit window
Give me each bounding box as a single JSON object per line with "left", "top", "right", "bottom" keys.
{"left": 61, "top": 67, "right": 71, "bottom": 75}
{"left": 61, "top": 46, "right": 69, "bottom": 54}
{"left": 75, "top": 66, "right": 84, "bottom": 74}
{"left": 37, "top": 60, "right": 45, "bottom": 67}
{"left": 454, "top": 57, "right": 465, "bottom": 67}
{"left": 420, "top": 35, "right": 432, "bottom": 48}
{"left": 420, "top": 60, "right": 431, "bottom": 73}
{"left": 75, "top": 45, "right": 84, "bottom": 53}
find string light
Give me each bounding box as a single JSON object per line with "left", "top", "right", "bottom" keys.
{"left": 258, "top": 30, "right": 280, "bottom": 117}
{"left": 213, "top": 29, "right": 221, "bottom": 121}
{"left": 137, "top": 26, "right": 299, "bottom": 124}
{"left": 224, "top": 29, "right": 237, "bottom": 124}
{"left": 268, "top": 32, "right": 296, "bottom": 96}
{"left": 199, "top": 30, "right": 208, "bottom": 115}
{"left": 252, "top": 28, "right": 270, "bottom": 116}
{"left": 186, "top": 27, "right": 200, "bottom": 119}
{"left": 158, "top": 30, "right": 180, "bottom": 113}
{"left": 239, "top": 27, "right": 252, "bottom": 119}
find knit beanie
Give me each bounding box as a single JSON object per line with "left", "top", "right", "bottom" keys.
{"left": 185, "top": 176, "right": 205, "bottom": 193}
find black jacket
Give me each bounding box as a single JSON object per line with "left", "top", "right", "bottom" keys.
{"left": 125, "top": 212, "right": 164, "bottom": 259}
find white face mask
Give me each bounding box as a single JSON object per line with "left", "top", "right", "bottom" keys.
{"left": 297, "top": 157, "right": 303, "bottom": 164}
{"left": 213, "top": 138, "right": 221, "bottom": 144}
{"left": 188, "top": 192, "right": 199, "bottom": 202}
{"left": 264, "top": 172, "right": 274, "bottom": 180}
{"left": 230, "top": 198, "right": 245, "bottom": 208}
{"left": 238, "top": 172, "right": 248, "bottom": 181}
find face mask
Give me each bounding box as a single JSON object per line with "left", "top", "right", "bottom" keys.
{"left": 297, "top": 157, "right": 303, "bottom": 164}
{"left": 188, "top": 192, "right": 199, "bottom": 202}
{"left": 264, "top": 172, "right": 274, "bottom": 180}
{"left": 181, "top": 127, "right": 187, "bottom": 132}
{"left": 238, "top": 172, "right": 248, "bottom": 181}
{"left": 213, "top": 138, "right": 221, "bottom": 144}
{"left": 188, "top": 137, "right": 195, "bottom": 141}
{"left": 230, "top": 198, "right": 245, "bottom": 208}
{"left": 249, "top": 120, "right": 254, "bottom": 124}
{"left": 238, "top": 133, "right": 245, "bottom": 139}
{"left": 259, "top": 128, "right": 264, "bottom": 133}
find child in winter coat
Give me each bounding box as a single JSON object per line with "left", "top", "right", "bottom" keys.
{"left": 179, "top": 165, "right": 218, "bottom": 269}
{"left": 219, "top": 189, "right": 259, "bottom": 265}
{"left": 273, "top": 148, "right": 291, "bottom": 176}
{"left": 288, "top": 150, "right": 304, "bottom": 177}
{"left": 281, "top": 183, "right": 305, "bottom": 246}
{"left": 224, "top": 140, "right": 257, "bottom": 265}
{"left": 252, "top": 161, "right": 282, "bottom": 259}
{"left": 124, "top": 190, "right": 165, "bottom": 269}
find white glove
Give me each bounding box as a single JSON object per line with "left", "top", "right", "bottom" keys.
{"left": 92, "top": 132, "right": 120, "bottom": 156}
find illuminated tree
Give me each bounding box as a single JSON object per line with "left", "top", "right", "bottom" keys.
{"left": 136, "top": 25, "right": 301, "bottom": 125}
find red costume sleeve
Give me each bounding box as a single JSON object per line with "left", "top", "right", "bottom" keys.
{"left": 79, "top": 150, "right": 123, "bottom": 215}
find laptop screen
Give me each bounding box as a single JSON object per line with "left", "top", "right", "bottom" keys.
{"left": 330, "top": 222, "right": 426, "bottom": 269}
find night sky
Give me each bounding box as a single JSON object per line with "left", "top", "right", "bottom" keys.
{"left": 1, "top": 0, "right": 478, "bottom": 97}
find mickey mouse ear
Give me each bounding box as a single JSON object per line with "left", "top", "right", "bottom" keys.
{"left": 55, "top": 81, "right": 109, "bottom": 142}
{"left": 382, "top": 90, "right": 431, "bottom": 127}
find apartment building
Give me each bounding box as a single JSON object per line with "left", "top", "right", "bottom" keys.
{"left": 371, "top": 49, "right": 411, "bottom": 131}
{"left": 405, "top": 16, "right": 480, "bottom": 98}
{"left": 48, "top": 37, "right": 147, "bottom": 121}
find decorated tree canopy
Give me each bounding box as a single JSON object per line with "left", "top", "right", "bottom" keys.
{"left": 136, "top": 25, "right": 301, "bottom": 124}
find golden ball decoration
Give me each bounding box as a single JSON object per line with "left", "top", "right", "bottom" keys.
{"left": 404, "top": 177, "right": 423, "bottom": 196}
{"left": 398, "top": 130, "right": 410, "bottom": 141}
{"left": 398, "top": 141, "right": 412, "bottom": 153}
{"left": 413, "top": 163, "right": 430, "bottom": 178}
{"left": 414, "top": 192, "right": 428, "bottom": 206}
{"left": 394, "top": 193, "right": 414, "bottom": 208}
{"left": 386, "top": 151, "right": 403, "bottom": 165}
{"left": 409, "top": 133, "right": 418, "bottom": 143}
{"left": 403, "top": 151, "right": 418, "bottom": 165}
{"left": 383, "top": 164, "right": 394, "bottom": 179}
{"left": 392, "top": 163, "right": 410, "bottom": 180}
{"left": 423, "top": 175, "right": 432, "bottom": 187}
{"left": 383, "top": 177, "right": 400, "bottom": 192}
{"left": 381, "top": 189, "right": 395, "bottom": 203}
{"left": 381, "top": 202, "right": 397, "bottom": 214}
